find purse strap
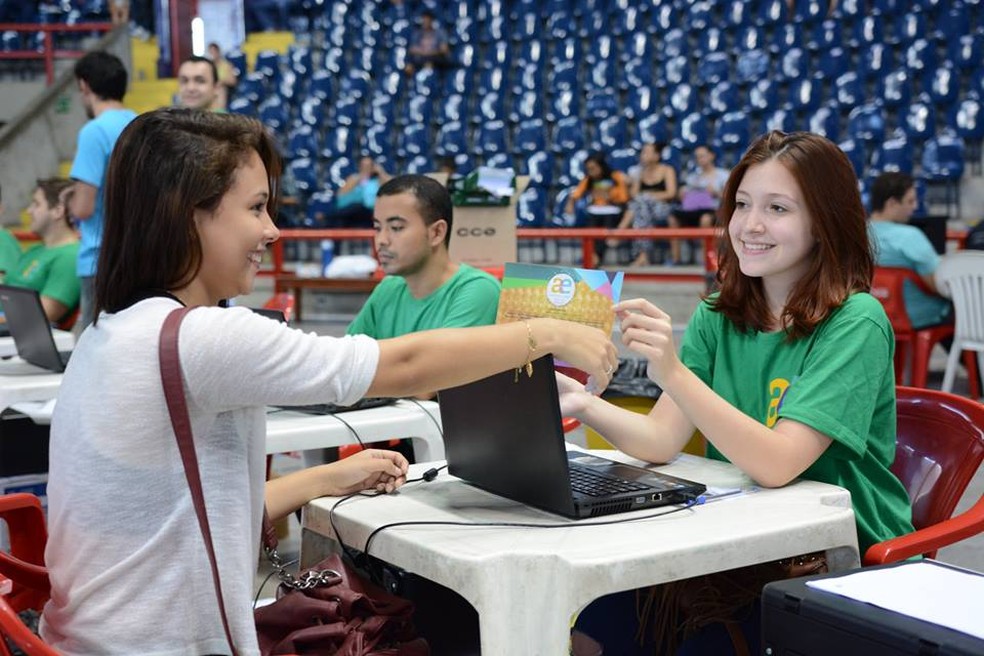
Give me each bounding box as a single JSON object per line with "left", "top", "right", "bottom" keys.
{"left": 160, "top": 306, "right": 239, "bottom": 656}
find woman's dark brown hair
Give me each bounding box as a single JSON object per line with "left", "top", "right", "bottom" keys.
{"left": 711, "top": 130, "right": 873, "bottom": 339}
{"left": 95, "top": 108, "right": 281, "bottom": 318}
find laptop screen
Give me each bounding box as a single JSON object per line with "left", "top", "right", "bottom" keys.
{"left": 0, "top": 284, "right": 68, "bottom": 372}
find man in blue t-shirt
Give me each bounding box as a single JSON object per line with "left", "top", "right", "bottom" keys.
{"left": 868, "top": 172, "right": 951, "bottom": 329}
{"left": 68, "top": 51, "right": 137, "bottom": 333}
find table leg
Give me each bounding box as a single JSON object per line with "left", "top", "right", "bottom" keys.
{"left": 473, "top": 568, "right": 574, "bottom": 656}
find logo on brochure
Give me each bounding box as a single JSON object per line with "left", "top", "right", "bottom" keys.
{"left": 545, "top": 273, "right": 576, "bottom": 307}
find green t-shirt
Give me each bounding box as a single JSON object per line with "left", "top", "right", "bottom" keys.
{"left": 0, "top": 229, "right": 23, "bottom": 276}
{"left": 681, "top": 292, "right": 914, "bottom": 553}
{"left": 5, "top": 242, "right": 82, "bottom": 311}
{"left": 347, "top": 264, "right": 501, "bottom": 339}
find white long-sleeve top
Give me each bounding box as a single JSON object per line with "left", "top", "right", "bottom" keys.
{"left": 41, "top": 297, "right": 379, "bottom": 655}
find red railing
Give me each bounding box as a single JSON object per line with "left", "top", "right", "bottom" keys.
{"left": 0, "top": 22, "right": 114, "bottom": 84}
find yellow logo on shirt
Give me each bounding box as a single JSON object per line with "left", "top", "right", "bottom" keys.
{"left": 766, "top": 378, "right": 790, "bottom": 428}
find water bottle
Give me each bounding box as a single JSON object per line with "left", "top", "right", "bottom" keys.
{"left": 320, "top": 239, "right": 334, "bottom": 277}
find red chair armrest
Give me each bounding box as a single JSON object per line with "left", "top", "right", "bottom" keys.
{"left": 863, "top": 495, "right": 984, "bottom": 565}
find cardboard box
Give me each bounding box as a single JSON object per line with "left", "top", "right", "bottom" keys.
{"left": 0, "top": 473, "right": 47, "bottom": 552}
{"left": 428, "top": 173, "right": 529, "bottom": 269}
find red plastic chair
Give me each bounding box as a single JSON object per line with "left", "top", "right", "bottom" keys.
{"left": 0, "top": 493, "right": 57, "bottom": 656}
{"left": 262, "top": 292, "right": 296, "bottom": 324}
{"left": 871, "top": 266, "right": 956, "bottom": 388}
{"left": 863, "top": 386, "right": 984, "bottom": 565}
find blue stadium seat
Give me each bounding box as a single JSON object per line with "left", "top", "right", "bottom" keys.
{"left": 407, "top": 95, "right": 433, "bottom": 126}
{"left": 792, "top": 0, "right": 826, "bottom": 25}
{"left": 287, "top": 45, "right": 312, "bottom": 78}
{"left": 435, "top": 121, "right": 468, "bottom": 157}
{"left": 404, "top": 155, "right": 434, "bottom": 175}
{"left": 509, "top": 91, "right": 543, "bottom": 124}
{"left": 834, "top": 72, "right": 866, "bottom": 109}
{"left": 481, "top": 16, "right": 509, "bottom": 44}
{"left": 697, "top": 52, "right": 731, "bottom": 87}
{"left": 788, "top": 78, "right": 823, "bottom": 113}
{"left": 878, "top": 69, "right": 912, "bottom": 110}
{"left": 837, "top": 138, "right": 867, "bottom": 178}
{"left": 557, "top": 149, "right": 590, "bottom": 189}
{"left": 483, "top": 40, "right": 511, "bottom": 70}
{"left": 237, "top": 72, "right": 268, "bottom": 104}
{"left": 661, "top": 142, "right": 686, "bottom": 173}
{"left": 525, "top": 150, "right": 554, "bottom": 188}
{"left": 747, "top": 78, "right": 780, "bottom": 116}
{"left": 477, "top": 120, "right": 509, "bottom": 156}
{"left": 547, "top": 9, "right": 576, "bottom": 39}
{"left": 513, "top": 11, "right": 541, "bottom": 41}
{"left": 517, "top": 187, "right": 549, "bottom": 233}
{"left": 586, "top": 35, "right": 616, "bottom": 66}
{"left": 258, "top": 98, "right": 289, "bottom": 132}
{"left": 953, "top": 97, "right": 983, "bottom": 174}
{"left": 305, "top": 190, "right": 336, "bottom": 228}
{"left": 763, "top": 108, "right": 798, "bottom": 133}
{"left": 517, "top": 39, "right": 544, "bottom": 67}
{"left": 737, "top": 26, "right": 766, "bottom": 51}
{"left": 440, "top": 93, "right": 468, "bottom": 124}
{"left": 816, "top": 46, "right": 849, "bottom": 81}
{"left": 725, "top": 0, "right": 754, "bottom": 28}
{"left": 552, "top": 117, "right": 586, "bottom": 155}
{"left": 228, "top": 96, "right": 257, "bottom": 117}
{"left": 859, "top": 43, "right": 894, "bottom": 83}
{"left": 477, "top": 92, "right": 506, "bottom": 123}
{"left": 623, "top": 31, "right": 654, "bottom": 62}
{"left": 949, "top": 33, "right": 984, "bottom": 73}
{"left": 623, "top": 57, "right": 655, "bottom": 90}
{"left": 596, "top": 116, "right": 628, "bottom": 150}
{"left": 926, "top": 64, "right": 960, "bottom": 110}
{"left": 779, "top": 48, "right": 810, "bottom": 82}
{"left": 341, "top": 69, "right": 372, "bottom": 100}
{"left": 894, "top": 12, "right": 928, "bottom": 47}
{"left": 849, "top": 15, "right": 885, "bottom": 50}
{"left": 736, "top": 49, "right": 771, "bottom": 86}
{"left": 286, "top": 158, "right": 319, "bottom": 200}
{"left": 513, "top": 118, "right": 547, "bottom": 155}
{"left": 920, "top": 129, "right": 965, "bottom": 218}
{"left": 714, "top": 111, "right": 752, "bottom": 157}
{"left": 806, "top": 19, "right": 841, "bottom": 52}
{"left": 658, "top": 55, "right": 690, "bottom": 89}
{"left": 333, "top": 95, "right": 360, "bottom": 128}
{"left": 847, "top": 104, "right": 887, "bottom": 144}
{"left": 613, "top": 7, "right": 644, "bottom": 38}
{"left": 254, "top": 49, "right": 282, "bottom": 81}
{"left": 626, "top": 85, "right": 659, "bottom": 121}
{"left": 585, "top": 61, "right": 617, "bottom": 93}
{"left": 902, "top": 95, "right": 937, "bottom": 142}
{"left": 831, "top": 0, "right": 862, "bottom": 24}
{"left": 378, "top": 70, "right": 405, "bottom": 98}
{"left": 548, "top": 60, "right": 578, "bottom": 95}
{"left": 485, "top": 153, "right": 513, "bottom": 169}
{"left": 321, "top": 47, "right": 345, "bottom": 76}
{"left": 478, "top": 66, "right": 507, "bottom": 97}
{"left": 636, "top": 114, "right": 671, "bottom": 149}
{"left": 696, "top": 27, "right": 729, "bottom": 57}
{"left": 662, "top": 28, "right": 689, "bottom": 58}
{"left": 453, "top": 42, "right": 476, "bottom": 69}
{"left": 547, "top": 90, "right": 580, "bottom": 122}
{"left": 512, "top": 64, "right": 544, "bottom": 95}
{"left": 685, "top": 0, "right": 715, "bottom": 33}
{"left": 411, "top": 67, "right": 440, "bottom": 97}
{"left": 609, "top": 148, "right": 637, "bottom": 176}
{"left": 322, "top": 126, "right": 356, "bottom": 161}
{"left": 706, "top": 81, "right": 739, "bottom": 118}
{"left": 363, "top": 124, "right": 393, "bottom": 159}
{"left": 771, "top": 23, "right": 804, "bottom": 55}
{"left": 807, "top": 103, "right": 841, "bottom": 141}
{"left": 549, "top": 36, "right": 581, "bottom": 66}
{"left": 286, "top": 125, "right": 319, "bottom": 160}
{"left": 398, "top": 123, "right": 430, "bottom": 159}
{"left": 871, "top": 130, "right": 914, "bottom": 174}
{"left": 757, "top": 0, "right": 789, "bottom": 28}
{"left": 676, "top": 112, "right": 710, "bottom": 149}
{"left": 904, "top": 39, "right": 938, "bottom": 77}
{"left": 226, "top": 50, "right": 247, "bottom": 80}
{"left": 666, "top": 83, "right": 697, "bottom": 118}
{"left": 932, "top": 6, "right": 971, "bottom": 43}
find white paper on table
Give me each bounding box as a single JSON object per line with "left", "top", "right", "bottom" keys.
{"left": 806, "top": 561, "right": 984, "bottom": 641}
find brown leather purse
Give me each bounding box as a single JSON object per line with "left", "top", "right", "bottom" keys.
{"left": 160, "top": 307, "right": 429, "bottom": 656}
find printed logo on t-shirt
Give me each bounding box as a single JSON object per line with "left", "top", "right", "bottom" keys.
{"left": 766, "top": 377, "right": 790, "bottom": 428}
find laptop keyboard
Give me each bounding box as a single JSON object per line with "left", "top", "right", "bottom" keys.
{"left": 270, "top": 397, "right": 396, "bottom": 415}
{"left": 569, "top": 465, "right": 652, "bottom": 497}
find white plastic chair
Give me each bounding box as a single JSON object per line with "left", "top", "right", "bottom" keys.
{"left": 936, "top": 251, "right": 984, "bottom": 395}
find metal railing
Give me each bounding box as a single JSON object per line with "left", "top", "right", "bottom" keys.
{"left": 0, "top": 22, "right": 113, "bottom": 84}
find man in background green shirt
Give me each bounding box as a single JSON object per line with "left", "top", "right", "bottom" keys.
{"left": 6, "top": 179, "right": 81, "bottom": 323}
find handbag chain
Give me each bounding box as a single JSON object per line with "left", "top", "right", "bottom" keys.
{"left": 263, "top": 544, "right": 342, "bottom": 591}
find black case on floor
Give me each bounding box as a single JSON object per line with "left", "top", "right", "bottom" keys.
{"left": 762, "top": 561, "right": 984, "bottom": 656}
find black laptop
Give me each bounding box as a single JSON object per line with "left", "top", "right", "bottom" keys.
{"left": 0, "top": 285, "right": 72, "bottom": 373}
{"left": 438, "top": 354, "right": 706, "bottom": 519}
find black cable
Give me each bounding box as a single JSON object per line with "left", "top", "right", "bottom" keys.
{"left": 325, "top": 411, "right": 367, "bottom": 449}
{"left": 402, "top": 397, "right": 445, "bottom": 439}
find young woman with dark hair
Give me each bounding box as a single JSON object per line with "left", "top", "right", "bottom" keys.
{"left": 564, "top": 131, "right": 913, "bottom": 655}
{"left": 40, "top": 108, "right": 618, "bottom": 655}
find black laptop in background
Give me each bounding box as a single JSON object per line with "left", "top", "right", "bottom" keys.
{"left": 0, "top": 284, "right": 72, "bottom": 373}
{"left": 438, "top": 354, "right": 706, "bottom": 519}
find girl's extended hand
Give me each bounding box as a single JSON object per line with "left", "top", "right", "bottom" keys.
{"left": 555, "top": 371, "right": 594, "bottom": 418}
{"left": 613, "top": 298, "right": 679, "bottom": 386}
{"left": 546, "top": 320, "right": 619, "bottom": 391}
{"left": 323, "top": 448, "right": 409, "bottom": 495}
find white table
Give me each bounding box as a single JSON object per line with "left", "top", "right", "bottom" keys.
{"left": 0, "top": 329, "right": 73, "bottom": 358}
{"left": 301, "top": 451, "right": 860, "bottom": 656}
{"left": 265, "top": 400, "right": 444, "bottom": 462}
{"left": 0, "top": 359, "right": 64, "bottom": 412}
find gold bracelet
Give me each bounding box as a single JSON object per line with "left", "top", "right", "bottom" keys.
{"left": 514, "top": 319, "right": 537, "bottom": 383}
